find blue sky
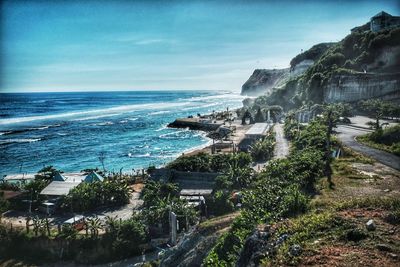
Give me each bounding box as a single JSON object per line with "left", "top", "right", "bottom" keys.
{"left": 1, "top": 0, "right": 399, "bottom": 93}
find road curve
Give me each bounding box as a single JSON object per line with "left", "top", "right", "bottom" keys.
{"left": 336, "top": 125, "right": 400, "bottom": 170}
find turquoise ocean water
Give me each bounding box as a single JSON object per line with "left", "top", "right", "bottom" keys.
{"left": 0, "top": 91, "right": 244, "bottom": 176}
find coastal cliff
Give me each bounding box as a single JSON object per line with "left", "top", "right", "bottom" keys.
{"left": 241, "top": 43, "right": 334, "bottom": 96}
{"left": 245, "top": 24, "right": 400, "bottom": 108}
{"left": 241, "top": 69, "right": 289, "bottom": 96}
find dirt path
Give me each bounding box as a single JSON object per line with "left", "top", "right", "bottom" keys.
{"left": 337, "top": 125, "right": 400, "bottom": 171}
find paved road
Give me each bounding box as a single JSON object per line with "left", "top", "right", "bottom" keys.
{"left": 336, "top": 125, "right": 400, "bottom": 170}
{"left": 273, "top": 123, "right": 289, "bottom": 159}
{"left": 252, "top": 123, "right": 289, "bottom": 171}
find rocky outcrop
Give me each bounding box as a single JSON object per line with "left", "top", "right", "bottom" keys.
{"left": 324, "top": 72, "right": 400, "bottom": 103}
{"left": 241, "top": 68, "right": 289, "bottom": 96}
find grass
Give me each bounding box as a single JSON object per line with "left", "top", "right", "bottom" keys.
{"left": 258, "top": 144, "right": 400, "bottom": 266}
{"left": 357, "top": 135, "right": 400, "bottom": 156}
{"left": 260, "top": 196, "right": 400, "bottom": 266}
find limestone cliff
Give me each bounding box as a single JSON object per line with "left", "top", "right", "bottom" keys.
{"left": 250, "top": 25, "right": 400, "bottom": 108}
{"left": 241, "top": 68, "right": 289, "bottom": 96}
{"left": 324, "top": 72, "right": 400, "bottom": 103}
{"left": 241, "top": 43, "right": 334, "bottom": 96}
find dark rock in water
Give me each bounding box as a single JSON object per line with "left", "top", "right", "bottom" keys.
{"left": 289, "top": 244, "right": 302, "bottom": 257}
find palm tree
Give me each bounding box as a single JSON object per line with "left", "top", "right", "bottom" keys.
{"left": 86, "top": 217, "right": 102, "bottom": 238}
{"left": 104, "top": 215, "right": 119, "bottom": 233}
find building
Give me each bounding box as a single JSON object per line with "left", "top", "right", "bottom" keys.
{"left": 370, "top": 11, "right": 400, "bottom": 32}
{"left": 244, "top": 123, "right": 270, "bottom": 140}
{"left": 2, "top": 173, "right": 35, "bottom": 186}
{"left": 40, "top": 171, "right": 104, "bottom": 197}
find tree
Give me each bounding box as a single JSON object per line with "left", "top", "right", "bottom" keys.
{"left": 34, "top": 166, "right": 59, "bottom": 181}
{"left": 321, "top": 104, "right": 344, "bottom": 188}
{"left": 254, "top": 108, "right": 265, "bottom": 122}
{"left": 86, "top": 217, "right": 102, "bottom": 238}
{"left": 360, "top": 99, "right": 391, "bottom": 130}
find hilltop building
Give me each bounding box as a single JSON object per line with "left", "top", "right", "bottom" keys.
{"left": 370, "top": 11, "right": 400, "bottom": 32}
{"left": 351, "top": 11, "right": 400, "bottom": 33}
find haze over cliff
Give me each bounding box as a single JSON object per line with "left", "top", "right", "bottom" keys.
{"left": 241, "top": 12, "right": 400, "bottom": 109}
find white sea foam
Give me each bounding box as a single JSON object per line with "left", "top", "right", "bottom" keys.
{"left": 0, "top": 138, "right": 41, "bottom": 145}
{"left": 0, "top": 93, "right": 243, "bottom": 125}
{"left": 155, "top": 124, "right": 168, "bottom": 132}
{"left": 148, "top": 110, "right": 170, "bottom": 115}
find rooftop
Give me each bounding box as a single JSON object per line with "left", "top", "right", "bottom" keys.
{"left": 54, "top": 172, "right": 86, "bottom": 183}
{"left": 3, "top": 173, "right": 35, "bottom": 181}
{"left": 245, "top": 123, "right": 270, "bottom": 136}
{"left": 40, "top": 181, "right": 81, "bottom": 196}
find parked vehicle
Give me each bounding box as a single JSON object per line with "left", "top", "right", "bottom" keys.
{"left": 63, "top": 215, "right": 85, "bottom": 230}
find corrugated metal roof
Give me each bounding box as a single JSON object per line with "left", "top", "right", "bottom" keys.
{"left": 245, "top": 123, "right": 269, "bottom": 136}
{"left": 3, "top": 173, "right": 35, "bottom": 181}
{"left": 40, "top": 181, "right": 81, "bottom": 196}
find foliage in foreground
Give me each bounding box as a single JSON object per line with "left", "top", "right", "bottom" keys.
{"left": 62, "top": 179, "right": 130, "bottom": 212}
{"left": 204, "top": 119, "right": 327, "bottom": 266}
{"left": 0, "top": 215, "right": 149, "bottom": 264}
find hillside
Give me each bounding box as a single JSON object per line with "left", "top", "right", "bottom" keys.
{"left": 241, "top": 43, "right": 334, "bottom": 96}
{"left": 242, "top": 20, "right": 400, "bottom": 109}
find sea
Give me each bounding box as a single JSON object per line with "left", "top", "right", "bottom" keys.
{"left": 0, "top": 91, "right": 245, "bottom": 177}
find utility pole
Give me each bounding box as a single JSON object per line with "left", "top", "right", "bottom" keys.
{"left": 325, "top": 109, "right": 334, "bottom": 188}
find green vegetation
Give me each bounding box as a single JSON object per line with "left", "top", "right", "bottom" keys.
{"left": 290, "top": 42, "right": 335, "bottom": 68}
{"left": 204, "top": 115, "right": 330, "bottom": 266}
{"left": 62, "top": 179, "right": 130, "bottom": 212}
{"left": 167, "top": 152, "right": 250, "bottom": 173}
{"left": 0, "top": 214, "right": 149, "bottom": 264}
{"left": 358, "top": 124, "right": 400, "bottom": 156}
{"left": 0, "top": 191, "right": 9, "bottom": 214}
{"left": 359, "top": 99, "right": 399, "bottom": 130}
{"left": 141, "top": 180, "right": 198, "bottom": 231}
{"left": 250, "top": 130, "right": 275, "bottom": 162}
{"left": 257, "top": 27, "right": 400, "bottom": 108}
{"left": 262, "top": 197, "right": 400, "bottom": 266}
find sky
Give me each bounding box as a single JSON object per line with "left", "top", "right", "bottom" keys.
{"left": 1, "top": 0, "right": 399, "bottom": 93}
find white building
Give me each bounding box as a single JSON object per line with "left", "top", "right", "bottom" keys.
{"left": 245, "top": 123, "right": 270, "bottom": 140}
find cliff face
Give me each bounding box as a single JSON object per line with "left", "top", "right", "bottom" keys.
{"left": 241, "top": 42, "right": 334, "bottom": 96}
{"left": 241, "top": 68, "right": 289, "bottom": 96}
{"left": 247, "top": 25, "right": 400, "bottom": 108}
{"left": 324, "top": 72, "right": 400, "bottom": 103}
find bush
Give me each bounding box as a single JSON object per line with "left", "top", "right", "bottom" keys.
{"left": 250, "top": 133, "right": 275, "bottom": 162}
{"left": 110, "top": 216, "right": 149, "bottom": 258}
{"left": 62, "top": 180, "right": 130, "bottom": 212}
{"left": 207, "top": 190, "right": 235, "bottom": 216}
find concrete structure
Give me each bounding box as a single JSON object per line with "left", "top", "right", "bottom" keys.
{"left": 245, "top": 123, "right": 270, "bottom": 139}
{"left": 324, "top": 73, "right": 400, "bottom": 103}
{"left": 370, "top": 11, "right": 400, "bottom": 32}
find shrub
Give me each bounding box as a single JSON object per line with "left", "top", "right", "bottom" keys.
{"left": 207, "top": 190, "right": 235, "bottom": 216}
{"left": 62, "top": 180, "right": 130, "bottom": 212}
